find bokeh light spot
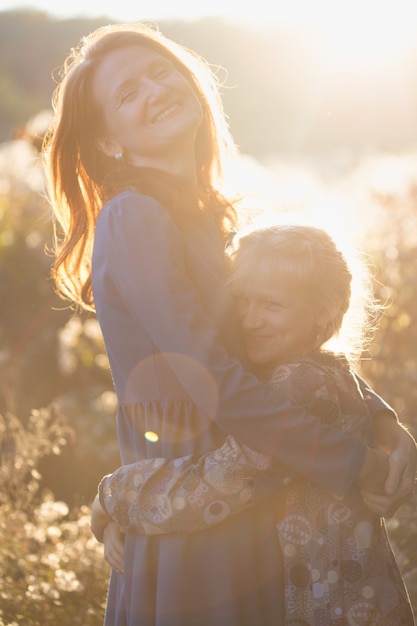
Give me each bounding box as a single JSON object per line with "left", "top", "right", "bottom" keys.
{"left": 144, "top": 431, "right": 159, "bottom": 443}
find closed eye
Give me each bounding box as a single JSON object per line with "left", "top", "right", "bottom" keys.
{"left": 153, "top": 61, "right": 174, "bottom": 80}
{"left": 265, "top": 299, "right": 283, "bottom": 309}
{"left": 156, "top": 67, "right": 171, "bottom": 79}
{"left": 119, "top": 88, "right": 137, "bottom": 105}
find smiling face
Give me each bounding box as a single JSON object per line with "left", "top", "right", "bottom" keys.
{"left": 92, "top": 44, "right": 204, "bottom": 173}
{"left": 233, "top": 273, "right": 319, "bottom": 369}
{"left": 230, "top": 225, "right": 354, "bottom": 370}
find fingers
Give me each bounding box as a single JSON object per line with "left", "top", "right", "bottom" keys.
{"left": 383, "top": 426, "right": 417, "bottom": 496}
{"left": 362, "top": 450, "right": 414, "bottom": 517}
{"left": 385, "top": 446, "right": 416, "bottom": 497}
{"left": 360, "top": 490, "right": 410, "bottom": 518}
{"left": 103, "top": 522, "right": 125, "bottom": 574}
{"left": 383, "top": 449, "right": 403, "bottom": 496}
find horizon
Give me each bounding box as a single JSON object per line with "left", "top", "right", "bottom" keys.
{"left": 0, "top": 0, "right": 300, "bottom": 25}
{"left": 2, "top": 0, "right": 417, "bottom": 30}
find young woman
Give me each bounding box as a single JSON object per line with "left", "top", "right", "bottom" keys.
{"left": 92, "top": 225, "right": 414, "bottom": 624}
{"left": 43, "top": 22, "right": 416, "bottom": 626}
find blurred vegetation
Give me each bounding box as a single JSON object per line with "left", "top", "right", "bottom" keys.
{"left": 0, "top": 409, "right": 108, "bottom": 625}
{"left": 361, "top": 187, "right": 417, "bottom": 418}
{"left": 0, "top": 145, "right": 120, "bottom": 506}
{"left": 1, "top": 9, "right": 417, "bottom": 624}
{"left": 0, "top": 133, "right": 117, "bottom": 624}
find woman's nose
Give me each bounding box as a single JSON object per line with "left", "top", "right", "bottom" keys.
{"left": 142, "top": 76, "right": 167, "bottom": 100}
{"left": 240, "top": 303, "right": 263, "bottom": 329}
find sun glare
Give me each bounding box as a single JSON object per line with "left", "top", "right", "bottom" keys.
{"left": 264, "top": 0, "right": 415, "bottom": 68}
{"left": 317, "top": 6, "right": 411, "bottom": 66}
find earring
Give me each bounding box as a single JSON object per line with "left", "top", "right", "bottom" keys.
{"left": 114, "top": 152, "right": 123, "bottom": 161}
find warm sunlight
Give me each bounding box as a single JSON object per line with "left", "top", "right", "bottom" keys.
{"left": 267, "top": 0, "right": 416, "bottom": 69}
{"left": 3, "top": 0, "right": 416, "bottom": 71}
{"left": 1, "top": 7, "right": 417, "bottom": 622}
{"left": 312, "top": 2, "right": 414, "bottom": 67}
{"left": 4, "top": 0, "right": 417, "bottom": 55}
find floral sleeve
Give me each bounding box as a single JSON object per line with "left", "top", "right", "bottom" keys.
{"left": 98, "top": 356, "right": 367, "bottom": 536}
{"left": 99, "top": 434, "right": 296, "bottom": 535}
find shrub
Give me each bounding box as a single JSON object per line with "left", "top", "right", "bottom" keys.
{"left": 0, "top": 408, "right": 109, "bottom": 625}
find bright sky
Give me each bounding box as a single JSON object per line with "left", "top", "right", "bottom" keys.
{"left": 2, "top": 0, "right": 304, "bottom": 24}
{"left": 2, "top": 0, "right": 417, "bottom": 28}
{"left": 2, "top": 0, "right": 417, "bottom": 68}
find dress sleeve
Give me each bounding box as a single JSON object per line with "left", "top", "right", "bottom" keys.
{"left": 94, "top": 192, "right": 366, "bottom": 495}
{"left": 98, "top": 360, "right": 362, "bottom": 536}
{"left": 98, "top": 435, "right": 295, "bottom": 535}
{"left": 355, "top": 375, "right": 398, "bottom": 420}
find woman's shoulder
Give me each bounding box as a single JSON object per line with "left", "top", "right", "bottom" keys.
{"left": 269, "top": 352, "right": 351, "bottom": 401}
{"left": 100, "top": 189, "right": 168, "bottom": 219}
{"left": 96, "top": 190, "right": 176, "bottom": 239}
{"left": 300, "top": 351, "right": 351, "bottom": 374}
{"left": 268, "top": 360, "right": 324, "bottom": 396}
{"left": 268, "top": 356, "right": 345, "bottom": 426}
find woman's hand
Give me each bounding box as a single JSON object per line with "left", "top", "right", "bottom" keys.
{"left": 91, "top": 493, "right": 125, "bottom": 573}
{"left": 91, "top": 493, "right": 112, "bottom": 543}
{"left": 102, "top": 522, "right": 125, "bottom": 574}
{"left": 361, "top": 414, "right": 417, "bottom": 517}
{"left": 377, "top": 417, "right": 416, "bottom": 496}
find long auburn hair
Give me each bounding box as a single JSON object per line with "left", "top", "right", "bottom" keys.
{"left": 43, "top": 23, "right": 238, "bottom": 311}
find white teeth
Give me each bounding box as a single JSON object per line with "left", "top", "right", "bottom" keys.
{"left": 153, "top": 103, "right": 179, "bottom": 123}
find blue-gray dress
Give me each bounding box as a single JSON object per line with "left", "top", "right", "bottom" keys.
{"left": 91, "top": 190, "right": 392, "bottom": 626}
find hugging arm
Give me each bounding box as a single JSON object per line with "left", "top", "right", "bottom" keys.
{"left": 96, "top": 193, "right": 369, "bottom": 495}
{"left": 92, "top": 361, "right": 393, "bottom": 541}
{"left": 91, "top": 434, "right": 294, "bottom": 541}
{"left": 92, "top": 195, "right": 413, "bottom": 546}
{"left": 355, "top": 374, "right": 417, "bottom": 513}
{"left": 362, "top": 409, "right": 417, "bottom": 516}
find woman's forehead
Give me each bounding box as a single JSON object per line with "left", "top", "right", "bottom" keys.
{"left": 233, "top": 269, "right": 290, "bottom": 293}
{"left": 93, "top": 44, "right": 166, "bottom": 96}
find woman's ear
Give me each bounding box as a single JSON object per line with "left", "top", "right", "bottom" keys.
{"left": 97, "top": 137, "right": 122, "bottom": 158}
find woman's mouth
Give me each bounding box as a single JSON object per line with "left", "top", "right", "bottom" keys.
{"left": 152, "top": 102, "right": 181, "bottom": 123}
{"left": 244, "top": 334, "right": 271, "bottom": 348}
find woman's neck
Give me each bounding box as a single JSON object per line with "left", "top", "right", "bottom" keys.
{"left": 128, "top": 140, "right": 199, "bottom": 185}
